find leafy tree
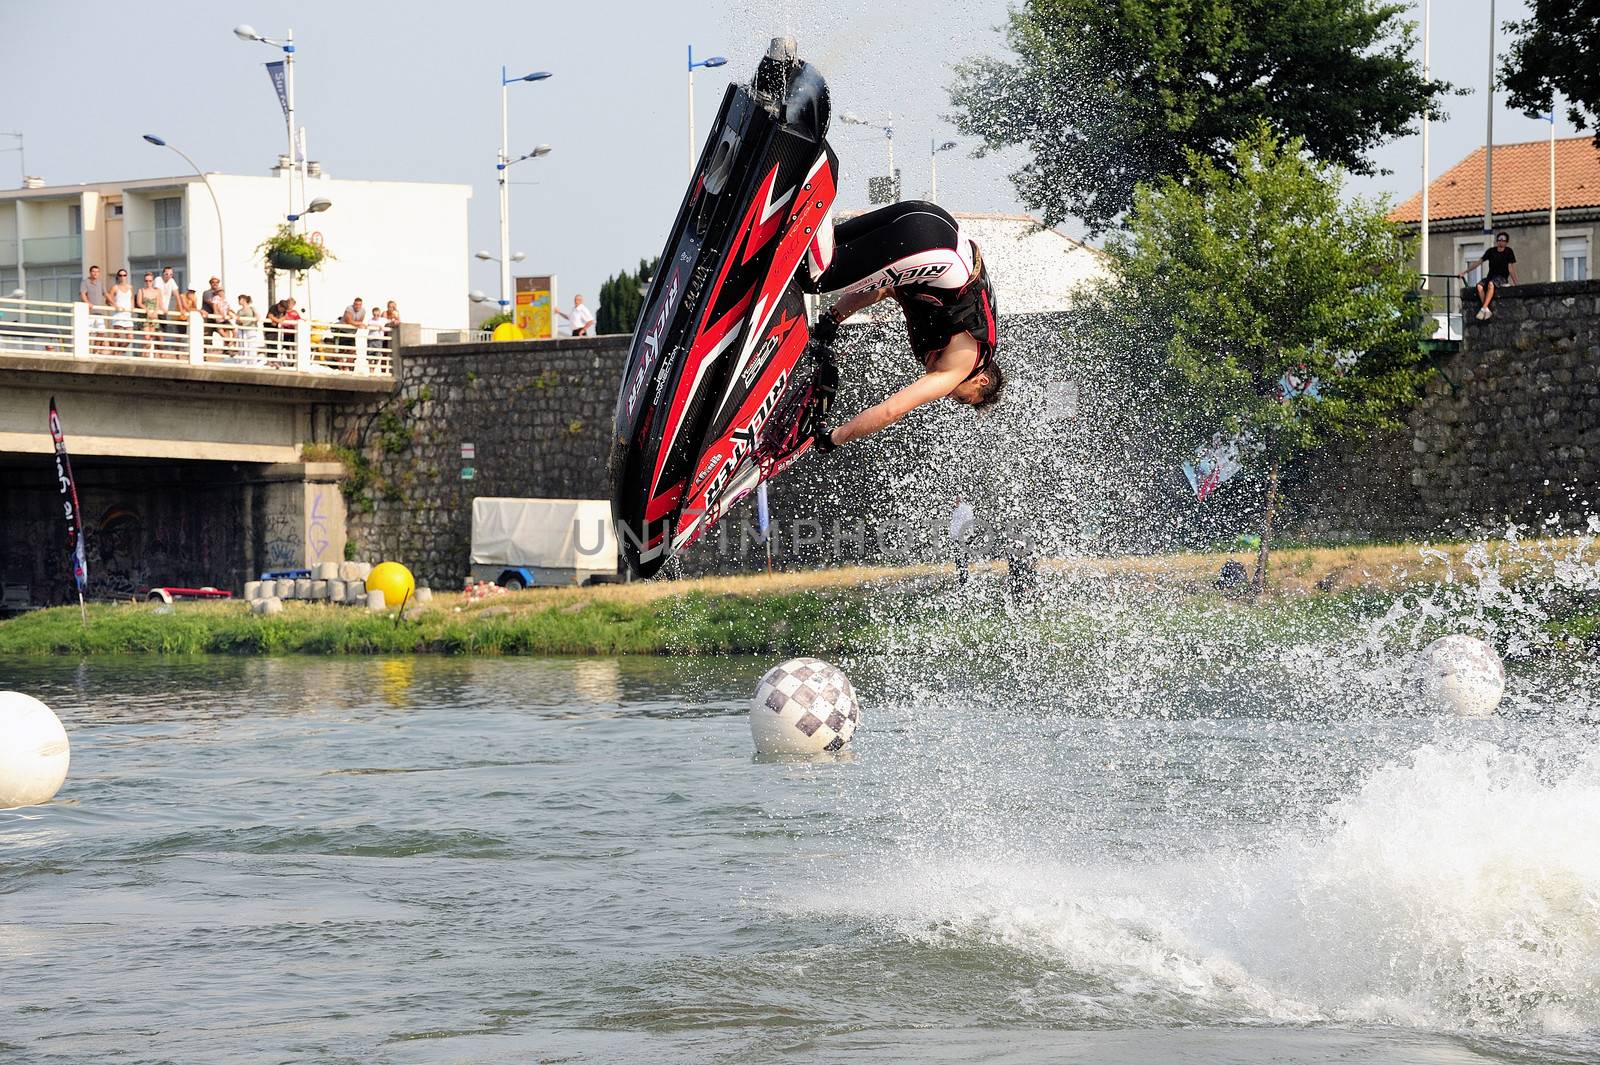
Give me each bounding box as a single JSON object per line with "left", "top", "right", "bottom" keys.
{"left": 1089, "top": 124, "right": 1429, "bottom": 588}
{"left": 951, "top": 0, "right": 1447, "bottom": 233}
{"left": 596, "top": 256, "right": 660, "bottom": 336}
{"left": 1501, "top": 2, "right": 1600, "bottom": 145}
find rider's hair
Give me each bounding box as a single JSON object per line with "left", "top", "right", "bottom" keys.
{"left": 971, "top": 362, "right": 1004, "bottom": 408}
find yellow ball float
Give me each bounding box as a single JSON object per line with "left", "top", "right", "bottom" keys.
{"left": 367, "top": 561, "right": 416, "bottom": 608}
{"left": 491, "top": 321, "right": 525, "bottom": 342}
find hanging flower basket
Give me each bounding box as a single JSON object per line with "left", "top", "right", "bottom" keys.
{"left": 258, "top": 224, "right": 332, "bottom": 277}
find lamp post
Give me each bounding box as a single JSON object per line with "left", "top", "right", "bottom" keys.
{"left": 233, "top": 25, "right": 301, "bottom": 222}
{"left": 930, "top": 140, "right": 957, "bottom": 204}
{"left": 475, "top": 248, "right": 528, "bottom": 316}
{"left": 687, "top": 47, "right": 728, "bottom": 178}
{"left": 499, "top": 67, "right": 553, "bottom": 313}
{"left": 1420, "top": 0, "right": 1430, "bottom": 279}
{"left": 841, "top": 111, "right": 896, "bottom": 201}
{"left": 143, "top": 134, "right": 227, "bottom": 290}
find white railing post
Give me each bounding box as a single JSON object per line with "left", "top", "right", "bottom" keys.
{"left": 188, "top": 312, "right": 205, "bottom": 364}
{"left": 71, "top": 302, "right": 90, "bottom": 359}
{"left": 295, "top": 322, "right": 312, "bottom": 372}
{"left": 354, "top": 329, "right": 369, "bottom": 375}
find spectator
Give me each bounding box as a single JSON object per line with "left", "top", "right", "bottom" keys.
{"left": 155, "top": 266, "right": 181, "bottom": 337}
{"left": 1461, "top": 231, "right": 1518, "bottom": 320}
{"left": 264, "top": 300, "right": 285, "bottom": 357}
{"left": 385, "top": 299, "right": 401, "bottom": 324}
{"left": 340, "top": 297, "right": 366, "bottom": 355}
{"left": 200, "top": 276, "right": 222, "bottom": 317}
{"left": 367, "top": 305, "right": 389, "bottom": 353}
{"left": 235, "top": 294, "right": 262, "bottom": 363}
{"left": 177, "top": 288, "right": 200, "bottom": 335}
{"left": 209, "top": 286, "right": 236, "bottom": 351}
{"left": 107, "top": 269, "right": 135, "bottom": 353}
{"left": 136, "top": 272, "right": 161, "bottom": 356}
{"left": 279, "top": 297, "right": 302, "bottom": 355}
{"left": 80, "top": 265, "right": 107, "bottom": 353}
{"left": 558, "top": 293, "right": 595, "bottom": 336}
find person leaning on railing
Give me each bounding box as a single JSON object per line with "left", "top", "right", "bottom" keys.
{"left": 235, "top": 294, "right": 262, "bottom": 363}
{"left": 137, "top": 272, "right": 161, "bottom": 357}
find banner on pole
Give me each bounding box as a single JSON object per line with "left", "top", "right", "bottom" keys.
{"left": 265, "top": 61, "right": 290, "bottom": 121}
{"left": 47, "top": 396, "right": 88, "bottom": 594}
{"left": 514, "top": 275, "right": 555, "bottom": 339}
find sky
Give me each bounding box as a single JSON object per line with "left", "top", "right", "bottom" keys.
{"left": 0, "top": 0, "right": 1575, "bottom": 323}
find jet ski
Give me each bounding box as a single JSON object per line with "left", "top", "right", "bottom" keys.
{"left": 609, "top": 36, "right": 838, "bottom": 578}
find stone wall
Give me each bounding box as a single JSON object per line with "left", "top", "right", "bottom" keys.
{"left": 1291, "top": 280, "right": 1600, "bottom": 541}
{"left": 330, "top": 335, "right": 630, "bottom": 587}
{"left": 333, "top": 283, "right": 1599, "bottom": 587}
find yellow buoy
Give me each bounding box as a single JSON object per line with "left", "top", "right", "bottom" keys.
{"left": 491, "top": 322, "right": 525, "bottom": 342}
{"left": 367, "top": 561, "right": 416, "bottom": 608}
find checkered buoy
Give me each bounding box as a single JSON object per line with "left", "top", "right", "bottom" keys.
{"left": 750, "top": 657, "right": 860, "bottom": 754}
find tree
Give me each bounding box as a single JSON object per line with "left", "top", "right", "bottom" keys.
{"left": 1089, "top": 124, "right": 1430, "bottom": 588}
{"left": 950, "top": 0, "right": 1447, "bottom": 233}
{"left": 595, "top": 256, "right": 660, "bottom": 336}
{"left": 1501, "top": 2, "right": 1600, "bottom": 145}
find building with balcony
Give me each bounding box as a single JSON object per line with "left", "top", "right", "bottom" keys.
{"left": 0, "top": 168, "right": 472, "bottom": 326}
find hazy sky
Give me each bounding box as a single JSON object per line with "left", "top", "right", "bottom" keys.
{"left": 0, "top": 0, "right": 1571, "bottom": 319}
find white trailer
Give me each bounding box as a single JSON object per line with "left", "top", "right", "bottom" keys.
{"left": 469, "top": 497, "right": 618, "bottom": 589}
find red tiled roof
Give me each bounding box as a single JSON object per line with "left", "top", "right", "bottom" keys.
{"left": 1389, "top": 136, "right": 1600, "bottom": 222}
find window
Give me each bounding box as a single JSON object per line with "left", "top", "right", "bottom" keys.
{"left": 1560, "top": 236, "right": 1590, "bottom": 282}
{"left": 153, "top": 197, "right": 181, "bottom": 230}
{"left": 106, "top": 202, "right": 123, "bottom": 219}
{"left": 25, "top": 265, "right": 80, "bottom": 304}
{"left": 1459, "top": 241, "right": 1487, "bottom": 283}
{"left": 68, "top": 204, "right": 82, "bottom": 235}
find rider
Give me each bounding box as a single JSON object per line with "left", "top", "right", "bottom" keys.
{"left": 797, "top": 200, "right": 1002, "bottom": 453}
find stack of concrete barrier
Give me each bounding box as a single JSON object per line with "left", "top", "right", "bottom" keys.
{"left": 241, "top": 562, "right": 432, "bottom": 614}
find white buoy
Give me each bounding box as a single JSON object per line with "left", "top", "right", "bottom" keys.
{"left": 0, "top": 692, "right": 70, "bottom": 809}
{"left": 1417, "top": 634, "right": 1506, "bottom": 717}
{"left": 750, "top": 657, "right": 861, "bottom": 754}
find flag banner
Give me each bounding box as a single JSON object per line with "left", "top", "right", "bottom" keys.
{"left": 756, "top": 483, "right": 771, "bottom": 543}
{"left": 47, "top": 396, "right": 88, "bottom": 593}
{"left": 265, "top": 61, "right": 290, "bottom": 121}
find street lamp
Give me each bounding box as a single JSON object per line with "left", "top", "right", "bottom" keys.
{"left": 498, "top": 66, "right": 553, "bottom": 312}
{"left": 287, "top": 197, "right": 332, "bottom": 224}
{"left": 841, "top": 111, "right": 896, "bottom": 202}
{"left": 475, "top": 249, "right": 528, "bottom": 311}
{"left": 233, "top": 24, "right": 301, "bottom": 223}
{"left": 143, "top": 134, "right": 227, "bottom": 290}
{"left": 930, "top": 139, "right": 957, "bottom": 204}
{"left": 687, "top": 46, "right": 728, "bottom": 178}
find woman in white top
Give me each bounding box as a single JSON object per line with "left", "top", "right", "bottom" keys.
{"left": 108, "top": 269, "right": 135, "bottom": 353}
{"left": 235, "top": 294, "right": 262, "bottom": 363}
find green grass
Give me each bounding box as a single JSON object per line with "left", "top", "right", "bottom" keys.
{"left": 0, "top": 590, "right": 880, "bottom": 658}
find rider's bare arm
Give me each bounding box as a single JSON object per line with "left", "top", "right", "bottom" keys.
{"left": 831, "top": 366, "right": 965, "bottom": 445}
{"left": 829, "top": 287, "right": 892, "bottom": 323}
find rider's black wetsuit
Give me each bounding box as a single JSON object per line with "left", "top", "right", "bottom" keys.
{"left": 803, "top": 200, "right": 998, "bottom": 378}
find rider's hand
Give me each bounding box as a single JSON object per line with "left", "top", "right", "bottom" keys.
{"left": 811, "top": 310, "right": 840, "bottom": 348}
{"left": 811, "top": 427, "right": 838, "bottom": 454}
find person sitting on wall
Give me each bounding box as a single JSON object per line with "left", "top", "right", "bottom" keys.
{"left": 1460, "top": 232, "right": 1517, "bottom": 321}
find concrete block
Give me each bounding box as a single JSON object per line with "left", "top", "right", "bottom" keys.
{"left": 252, "top": 597, "right": 284, "bottom": 615}
{"left": 329, "top": 580, "right": 346, "bottom": 602}
{"left": 294, "top": 578, "right": 312, "bottom": 599}
{"left": 366, "top": 589, "right": 388, "bottom": 611}
{"left": 275, "top": 579, "right": 295, "bottom": 599}
{"left": 414, "top": 587, "right": 433, "bottom": 603}
{"left": 357, "top": 562, "right": 373, "bottom": 579}
{"left": 339, "top": 561, "right": 360, "bottom": 581}
{"left": 244, "top": 581, "right": 261, "bottom": 601}
{"left": 309, "top": 580, "right": 328, "bottom": 600}
{"left": 348, "top": 579, "right": 366, "bottom": 602}
{"left": 314, "top": 562, "right": 339, "bottom": 581}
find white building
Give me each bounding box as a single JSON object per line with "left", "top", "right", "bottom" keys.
{"left": 952, "top": 213, "right": 1109, "bottom": 313}
{"left": 0, "top": 169, "right": 472, "bottom": 327}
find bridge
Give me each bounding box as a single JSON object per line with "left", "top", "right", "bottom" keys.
{"left": 1, "top": 295, "right": 400, "bottom": 606}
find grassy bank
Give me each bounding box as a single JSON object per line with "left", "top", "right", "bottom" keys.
{"left": 1, "top": 540, "right": 1593, "bottom": 657}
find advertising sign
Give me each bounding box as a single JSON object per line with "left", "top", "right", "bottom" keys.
{"left": 514, "top": 275, "right": 556, "bottom": 339}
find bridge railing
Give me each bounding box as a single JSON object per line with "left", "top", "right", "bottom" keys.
{"left": 0, "top": 295, "right": 394, "bottom": 377}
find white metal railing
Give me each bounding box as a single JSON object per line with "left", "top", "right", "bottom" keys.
{"left": 0, "top": 294, "right": 393, "bottom": 377}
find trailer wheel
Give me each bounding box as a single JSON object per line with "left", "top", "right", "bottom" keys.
{"left": 500, "top": 573, "right": 526, "bottom": 591}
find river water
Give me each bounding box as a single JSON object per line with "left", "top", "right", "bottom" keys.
{"left": 3, "top": 651, "right": 1598, "bottom": 1064}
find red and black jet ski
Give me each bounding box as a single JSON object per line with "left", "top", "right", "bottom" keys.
{"left": 609, "top": 37, "right": 838, "bottom": 578}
